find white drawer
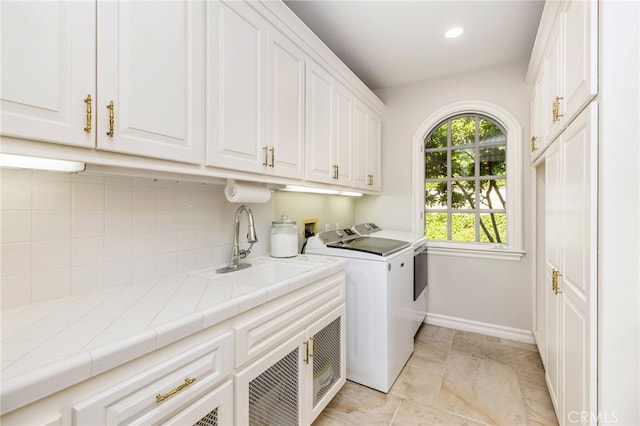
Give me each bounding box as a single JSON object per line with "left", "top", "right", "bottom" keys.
{"left": 73, "top": 332, "right": 232, "bottom": 425}
{"left": 234, "top": 273, "right": 345, "bottom": 368}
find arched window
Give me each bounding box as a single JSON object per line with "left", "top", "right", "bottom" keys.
{"left": 425, "top": 114, "right": 507, "bottom": 244}
{"left": 413, "top": 101, "right": 523, "bottom": 260}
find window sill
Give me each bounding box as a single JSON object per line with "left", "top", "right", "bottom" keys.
{"left": 426, "top": 245, "right": 525, "bottom": 261}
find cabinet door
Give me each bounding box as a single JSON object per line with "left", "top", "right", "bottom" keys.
{"left": 206, "top": 0, "right": 267, "bottom": 173}
{"left": 366, "top": 112, "right": 382, "bottom": 191}
{"left": 266, "top": 27, "right": 306, "bottom": 179}
{"left": 562, "top": 0, "right": 598, "bottom": 124}
{"left": 305, "top": 305, "right": 346, "bottom": 424}
{"left": 543, "top": 21, "right": 563, "bottom": 143}
{"left": 333, "top": 82, "right": 354, "bottom": 185}
{"left": 354, "top": 101, "right": 382, "bottom": 191}
{"left": 235, "top": 331, "right": 306, "bottom": 426}
{"left": 305, "top": 61, "right": 334, "bottom": 184}
{"left": 530, "top": 75, "right": 546, "bottom": 161}
{"left": 559, "top": 102, "right": 597, "bottom": 424}
{"left": 543, "top": 102, "right": 598, "bottom": 423}
{"left": 544, "top": 139, "right": 562, "bottom": 414}
{"left": 0, "top": 1, "right": 95, "bottom": 148}
{"left": 97, "top": 1, "right": 204, "bottom": 163}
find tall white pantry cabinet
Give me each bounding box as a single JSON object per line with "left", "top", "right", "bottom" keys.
{"left": 529, "top": 0, "right": 598, "bottom": 424}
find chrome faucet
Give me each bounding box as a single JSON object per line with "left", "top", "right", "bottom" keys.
{"left": 217, "top": 204, "right": 258, "bottom": 273}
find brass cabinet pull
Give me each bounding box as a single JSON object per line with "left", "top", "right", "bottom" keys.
{"left": 367, "top": 174, "right": 374, "bottom": 186}
{"left": 269, "top": 147, "right": 275, "bottom": 168}
{"left": 262, "top": 145, "right": 269, "bottom": 167}
{"left": 303, "top": 337, "right": 315, "bottom": 365}
{"left": 552, "top": 268, "right": 562, "bottom": 295}
{"left": 332, "top": 164, "right": 339, "bottom": 180}
{"left": 552, "top": 96, "right": 564, "bottom": 123}
{"left": 106, "top": 101, "right": 115, "bottom": 137}
{"left": 531, "top": 136, "right": 537, "bottom": 152}
{"left": 156, "top": 377, "right": 196, "bottom": 403}
{"left": 83, "top": 95, "right": 92, "bottom": 133}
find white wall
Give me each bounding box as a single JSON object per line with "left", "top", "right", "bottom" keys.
{"left": 356, "top": 59, "right": 535, "bottom": 334}
{"left": 274, "top": 191, "right": 356, "bottom": 252}
{"left": 598, "top": 1, "right": 640, "bottom": 423}
{"left": 0, "top": 169, "right": 274, "bottom": 309}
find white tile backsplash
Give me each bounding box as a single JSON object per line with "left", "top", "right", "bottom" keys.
{"left": 71, "top": 210, "right": 104, "bottom": 238}
{"left": 1, "top": 210, "right": 32, "bottom": 243}
{"left": 104, "top": 210, "right": 133, "bottom": 235}
{"left": 1, "top": 170, "right": 274, "bottom": 309}
{"left": 32, "top": 240, "right": 71, "bottom": 271}
{"left": 105, "top": 184, "right": 133, "bottom": 210}
{"left": 32, "top": 268, "right": 71, "bottom": 302}
{"left": 104, "top": 259, "right": 132, "bottom": 287}
{"left": 72, "top": 182, "right": 105, "bottom": 210}
{"left": 71, "top": 236, "right": 104, "bottom": 266}
{"left": 1, "top": 243, "right": 32, "bottom": 276}
{"left": 32, "top": 174, "right": 71, "bottom": 210}
{"left": 1, "top": 172, "right": 31, "bottom": 209}
{"left": 133, "top": 185, "right": 157, "bottom": 210}
{"left": 0, "top": 275, "right": 32, "bottom": 308}
{"left": 32, "top": 210, "right": 71, "bottom": 240}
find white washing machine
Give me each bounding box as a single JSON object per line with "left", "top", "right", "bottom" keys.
{"left": 304, "top": 229, "right": 414, "bottom": 393}
{"left": 353, "top": 223, "right": 428, "bottom": 336}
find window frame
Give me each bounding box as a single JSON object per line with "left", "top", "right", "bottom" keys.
{"left": 412, "top": 101, "right": 524, "bottom": 261}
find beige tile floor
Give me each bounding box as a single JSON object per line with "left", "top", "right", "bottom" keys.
{"left": 314, "top": 325, "right": 559, "bottom": 426}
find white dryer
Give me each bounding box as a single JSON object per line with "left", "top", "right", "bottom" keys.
{"left": 353, "top": 223, "right": 428, "bottom": 336}
{"left": 304, "top": 229, "right": 414, "bottom": 393}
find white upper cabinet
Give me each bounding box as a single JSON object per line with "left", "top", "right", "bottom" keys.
{"left": 1, "top": 1, "right": 204, "bottom": 164}
{"left": 305, "top": 61, "right": 354, "bottom": 186}
{"left": 206, "top": 0, "right": 267, "bottom": 173}
{"left": 206, "top": 1, "right": 305, "bottom": 179}
{"left": 305, "top": 61, "right": 333, "bottom": 184}
{"left": 97, "top": 1, "right": 204, "bottom": 164}
{"left": 353, "top": 100, "right": 381, "bottom": 191}
{"left": 0, "top": 1, "right": 95, "bottom": 148}
{"left": 1, "top": 0, "right": 383, "bottom": 190}
{"left": 333, "top": 83, "right": 354, "bottom": 185}
{"left": 529, "top": 0, "right": 597, "bottom": 160}
{"left": 562, "top": 0, "right": 598, "bottom": 123}
{"left": 265, "top": 27, "right": 306, "bottom": 179}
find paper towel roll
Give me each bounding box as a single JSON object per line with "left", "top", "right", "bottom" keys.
{"left": 224, "top": 180, "right": 271, "bottom": 203}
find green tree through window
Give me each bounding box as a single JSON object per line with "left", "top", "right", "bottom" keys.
{"left": 424, "top": 114, "right": 507, "bottom": 244}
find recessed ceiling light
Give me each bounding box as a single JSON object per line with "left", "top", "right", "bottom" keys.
{"left": 445, "top": 27, "right": 464, "bottom": 39}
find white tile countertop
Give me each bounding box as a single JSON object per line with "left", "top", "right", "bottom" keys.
{"left": 0, "top": 255, "right": 346, "bottom": 415}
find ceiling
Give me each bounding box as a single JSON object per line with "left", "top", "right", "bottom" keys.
{"left": 283, "top": 0, "right": 545, "bottom": 91}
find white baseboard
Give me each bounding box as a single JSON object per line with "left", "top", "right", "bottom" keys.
{"left": 425, "top": 313, "right": 536, "bottom": 344}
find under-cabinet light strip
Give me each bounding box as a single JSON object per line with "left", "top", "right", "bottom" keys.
{"left": 0, "top": 154, "right": 86, "bottom": 173}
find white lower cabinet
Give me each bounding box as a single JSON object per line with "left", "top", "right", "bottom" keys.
{"left": 73, "top": 332, "right": 233, "bottom": 425}
{"left": 164, "top": 380, "right": 233, "bottom": 426}
{"left": 235, "top": 305, "right": 346, "bottom": 426}
{"left": 0, "top": 271, "right": 347, "bottom": 426}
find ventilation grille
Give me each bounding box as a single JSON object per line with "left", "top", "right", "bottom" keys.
{"left": 249, "top": 348, "right": 299, "bottom": 426}
{"left": 194, "top": 407, "right": 219, "bottom": 426}
{"left": 312, "top": 317, "right": 342, "bottom": 406}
